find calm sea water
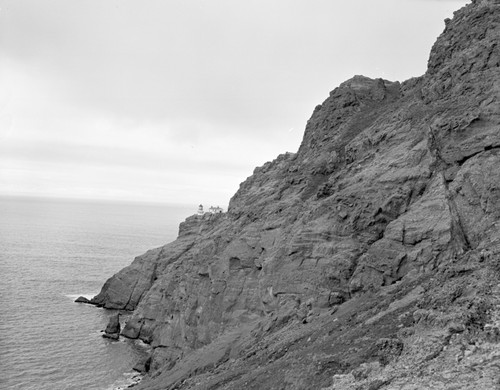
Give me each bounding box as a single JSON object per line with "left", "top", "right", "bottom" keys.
{"left": 0, "top": 196, "right": 194, "bottom": 390}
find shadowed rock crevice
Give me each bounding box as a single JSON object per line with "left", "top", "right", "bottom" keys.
{"left": 456, "top": 143, "right": 500, "bottom": 166}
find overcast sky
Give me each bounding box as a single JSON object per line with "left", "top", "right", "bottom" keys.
{"left": 0, "top": 0, "right": 468, "bottom": 207}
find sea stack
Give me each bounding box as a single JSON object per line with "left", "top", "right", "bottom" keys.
{"left": 102, "top": 313, "right": 120, "bottom": 340}
{"left": 90, "top": 1, "right": 500, "bottom": 388}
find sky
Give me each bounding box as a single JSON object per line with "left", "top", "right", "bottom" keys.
{"left": 0, "top": 0, "right": 469, "bottom": 207}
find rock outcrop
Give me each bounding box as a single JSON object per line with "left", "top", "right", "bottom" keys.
{"left": 102, "top": 313, "right": 121, "bottom": 340}
{"left": 91, "top": 1, "right": 500, "bottom": 388}
{"left": 74, "top": 296, "right": 90, "bottom": 304}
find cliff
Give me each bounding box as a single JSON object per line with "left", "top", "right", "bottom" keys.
{"left": 91, "top": 1, "right": 500, "bottom": 388}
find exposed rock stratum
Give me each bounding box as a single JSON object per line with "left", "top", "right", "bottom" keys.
{"left": 90, "top": 1, "right": 500, "bottom": 388}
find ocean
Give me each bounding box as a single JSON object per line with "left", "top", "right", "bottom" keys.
{"left": 0, "top": 196, "right": 194, "bottom": 390}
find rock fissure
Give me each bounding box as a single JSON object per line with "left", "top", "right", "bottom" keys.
{"left": 456, "top": 144, "right": 500, "bottom": 166}
{"left": 124, "top": 278, "right": 140, "bottom": 311}
{"left": 442, "top": 174, "right": 474, "bottom": 252}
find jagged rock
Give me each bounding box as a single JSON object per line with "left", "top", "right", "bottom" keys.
{"left": 91, "top": 1, "right": 500, "bottom": 388}
{"left": 373, "top": 338, "right": 404, "bottom": 366}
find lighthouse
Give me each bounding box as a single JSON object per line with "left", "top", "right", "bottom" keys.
{"left": 197, "top": 204, "right": 204, "bottom": 216}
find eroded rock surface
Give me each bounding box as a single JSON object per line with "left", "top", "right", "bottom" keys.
{"left": 91, "top": 1, "right": 500, "bottom": 388}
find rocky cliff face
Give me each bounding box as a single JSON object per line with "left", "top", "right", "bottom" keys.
{"left": 91, "top": 1, "right": 500, "bottom": 388}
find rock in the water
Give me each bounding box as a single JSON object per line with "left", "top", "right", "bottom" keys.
{"left": 102, "top": 313, "right": 120, "bottom": 340}
{"left": 74, "top": 296, "right": 90, "bottom": 304}
{"left": 102, "top": 332, "right": 119, "bottom": 340}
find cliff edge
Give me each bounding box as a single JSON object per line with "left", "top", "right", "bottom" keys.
{"left": 91, "top": 1, "right": 500, "bottom": 388}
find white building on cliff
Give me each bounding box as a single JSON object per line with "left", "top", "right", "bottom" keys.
{"left": 197, "top": 204, "right": 223, "bottom": 216}
{"left": 208, "top": 206, "right": 223, "bottom": 214}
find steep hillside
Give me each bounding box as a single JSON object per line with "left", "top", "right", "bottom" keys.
{"left": 89, "top": 1, "right": 500, "bottom": 388}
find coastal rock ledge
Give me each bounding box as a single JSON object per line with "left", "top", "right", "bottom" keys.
{"left": 90, "top": 1, "right": 500, "bottom": 389}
